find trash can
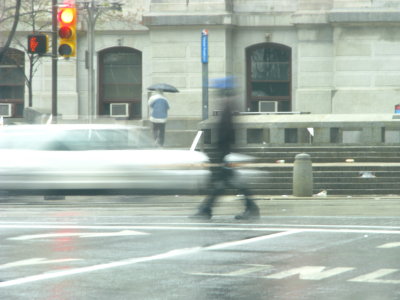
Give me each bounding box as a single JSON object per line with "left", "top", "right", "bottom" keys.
{"left": 395, "top": 104, "right": 400, "bottom": 114}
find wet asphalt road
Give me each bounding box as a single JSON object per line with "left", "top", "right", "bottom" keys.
{"left": 1, "top": 195, "right": 400, "bottom": 300}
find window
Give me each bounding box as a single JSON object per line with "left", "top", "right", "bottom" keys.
{"left": 246, "top": 43, "right": 291, "bottom": 112}
{"left": 98, "top": 47, "right": 142, "bottom": 119}
{"left": 0, "top": 48, "right": 25, "bottom": 117}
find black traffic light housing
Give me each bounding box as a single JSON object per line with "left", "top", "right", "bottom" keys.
{"left": 27, "top": 34, "right": 48, "bottom": 55}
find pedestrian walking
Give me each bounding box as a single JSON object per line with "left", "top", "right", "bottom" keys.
{"left": 148, "top": 90, "right": 170, "bottom": 146}
{"left": 191, "top": 85, "right": 260, "bottom": 220}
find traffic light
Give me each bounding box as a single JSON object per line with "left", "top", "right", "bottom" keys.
{"left": 58, "top": 5, "right": 77, "bottom": 57}
{"left": 27, "top": 34, "right": 48, "bottom": 55}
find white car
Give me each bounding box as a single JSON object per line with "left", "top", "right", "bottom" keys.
{"left": 0, "top": 124, "right": 211, "bottom": 195}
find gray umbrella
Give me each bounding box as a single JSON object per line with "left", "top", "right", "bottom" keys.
{"left": 147, "top": 83, "right": 179, "bottom": 93}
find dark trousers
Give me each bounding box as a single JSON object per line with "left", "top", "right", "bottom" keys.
{"left": 152, "top": 122, "right": 166, "bottom": 146}
{"left": 201, "top": 166, "right": 257, "bottom": 210}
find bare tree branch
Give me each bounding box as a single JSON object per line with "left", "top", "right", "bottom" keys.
{"left": 0, "top": 0, "right": 22, "bottom": 62}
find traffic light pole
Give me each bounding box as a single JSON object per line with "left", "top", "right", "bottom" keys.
{"left": 86, "top": 1, "right": 96, "bottom": 122}
{"left": 52, "top": 0, "right": 58, "bottom": 118}
{"left": 80, "top": 1, "right": 122, "bottom": 122}
{"left": 81, "top": 0, "right": 102, "bottom": 122}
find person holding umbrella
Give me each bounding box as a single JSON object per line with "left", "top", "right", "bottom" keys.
{"left": 191, "top": 76, "right": 260, "bottom": 220}
{"left": 147, "top": 83, "right": 178, "bottom": 147}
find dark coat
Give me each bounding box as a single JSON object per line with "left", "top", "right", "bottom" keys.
{"left": 215, "top": 101, "right": 234, "bottom": 163}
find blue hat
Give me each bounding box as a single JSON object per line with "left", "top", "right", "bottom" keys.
{"left": 209, "top": 76, "right": 236, "bottom": 89}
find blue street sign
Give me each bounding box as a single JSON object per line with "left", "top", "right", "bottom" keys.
{"left": 201, "top": 29, "right": 208, "bottom": 64}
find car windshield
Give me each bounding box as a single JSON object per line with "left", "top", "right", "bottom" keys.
{"left": 0, "top": 125, "right": 156, "bottom": 151}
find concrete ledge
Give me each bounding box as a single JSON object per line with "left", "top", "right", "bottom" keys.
{"left": 199, "top": 114, "right": 400, "bottom": 146}
{"left": 328, "top": 10, "right": 400, "bottom": 23}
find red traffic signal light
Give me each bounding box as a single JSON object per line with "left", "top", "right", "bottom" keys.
{"left": 27, "top": 34, "right": 48, "bottom": 55}
{"left": 59, "top": 26, "right": 73, "bottom": 39}
{"left": 58, "top": 6, "right": 77, "bottom": 57}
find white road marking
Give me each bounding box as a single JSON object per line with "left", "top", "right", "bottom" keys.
{"left": 0, "top": 231, "right": 293, "bottom": 288}
{"left": 189, "top": 264, "right": 400, "bottom": 285}
{"left": 206, "top": 230, "right": 300, "bottom": 250}
{"left": 0, "top": 247, "right": 201, "bottom": 288}
{"left": 349, "top": 269, "right": 400, "bottom": 284}
{"left": 2, "top": 223, "right": 400, "bottom": 235}
{"left": 377, "top": 242, "right": 400, "bottom": 249}
{"left": 0, "top": 258, "right": 82, "bottom": 270}
{"left": 8, "top": 230, "right": 148, "bottom": 240}
{"left": 4, "top": 220, "right": 400, "bottom": 231}
{"left": 1, "top": 221, "right": 399, "bottom": 232}
{"left": 189, "top": 264, "right": 273, "bottom": 277}
{"left": 2, "top": 222, "right": 400, "bottom": 287}
{"left": 266, "top": 266, "right": 355, "bottom": 280}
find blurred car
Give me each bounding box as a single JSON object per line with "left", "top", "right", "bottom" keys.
{"left": 0, "top": 124, "right": 211, "bottom": 195}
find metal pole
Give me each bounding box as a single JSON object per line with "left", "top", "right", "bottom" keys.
{"left": 87, "top": 0, "right": 95, "bottom": 122}
{"left": 201, "top": 29, "right": 209, "bottom": 120}
{"left": 202, "top": 63, "right": 208, "bottom": 120}
{"left": 51, "top": 0, "right": 58, "bottom": 120}
{"left": 81, "top": 1, "right": 121, "bottom": 122}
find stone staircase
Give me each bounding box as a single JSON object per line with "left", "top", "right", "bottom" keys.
{"left": 232, "top": 146, "right": 400, "bottom": 163}
{"left": 204, "top": 146, "right": 400, "bottom": 196}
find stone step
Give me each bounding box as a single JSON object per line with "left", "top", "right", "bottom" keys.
{"left": 229, "top": 163, "right": 400, "bottom": 195}
{"left": 246, "top": 168, "right": 400, "bottom": 178}
{"left": 247, "top": 189, "right": 400, "bottom": 196}
{"left": 231, "top": 146, "right": 400, "bottom": 152}
{"left": 259, "top": 176, "right": 400, "bottom": 183}
{"left": 239, "top": 178, "right": 400, "bottom": 186}
{"left": 206, "top": 148, "right": 400, "bottom": 163}
{"left": 249, "top": 157, "right": 400, "bottom": 163}
{"left": 315, "top": 176, "right": 400, "bottom": 182}
{"left": 245, "top": 165, "right": 400, "bottom": 171}
{"left": 314, "top": 182, "right": 400, "bottom": 189}
{"left": 313, "top": 189, "right": 400, "bottom": 195}
{"left": 226, "top": 188, "right": 400, "bottom": 196}
{"left": 203, "top": 144, "right": 400, "bottom": 195}
{"left": 243, "top": 151, "right": 400, "bottom": 157}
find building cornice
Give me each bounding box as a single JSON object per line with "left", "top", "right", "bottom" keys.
{"left": 143, "top": 13, "right": 233, "bottom": 26}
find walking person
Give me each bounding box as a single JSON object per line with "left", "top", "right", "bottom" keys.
{"left": 191, "top": 91, "right": 260, "bottom": 220}
{"left": 148, "top": 89, "right": 170, "bottom": 146}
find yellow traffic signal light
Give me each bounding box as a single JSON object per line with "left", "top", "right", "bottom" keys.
{"left": 58, "top": 6, "right": 77, "bottom": 57}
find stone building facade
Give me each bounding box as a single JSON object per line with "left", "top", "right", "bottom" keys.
{"left": 143, "top": 0, "right": 400, "bottom": 117}
{"left": 2, "top": 0, "right": 400, "bottom": 123}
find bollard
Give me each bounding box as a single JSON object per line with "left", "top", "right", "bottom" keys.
{"left": 293, "top": 153, "right": 313, "bottom": 197}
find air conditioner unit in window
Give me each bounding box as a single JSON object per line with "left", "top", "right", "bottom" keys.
{"left": 110, "top": 103, "right": 129, "bottom": 117}
{"left": 258, "top": 101, "right": 278, "bottom": 112}
{"left": 0, "top": 103, "right": 13, "bottom": 117}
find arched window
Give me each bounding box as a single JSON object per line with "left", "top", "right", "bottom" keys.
{"left": 246, "top": 43, "right": 291, "bottom": 112}
{"left": 98, "top": 47, "right": 142, "bottom": 119}
{"left": 0, "top": 48, "right": 25, "bottom": 118}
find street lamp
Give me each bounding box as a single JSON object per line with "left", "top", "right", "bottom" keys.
{"left": 78, "top": 0, "right": 122, "bottom": 121}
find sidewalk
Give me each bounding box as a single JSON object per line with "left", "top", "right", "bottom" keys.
{"left": 1, "top": 193, "right": 399, "bottom": 217}
{"left": 187, "top": 194, "right": 400, "bottom": 217}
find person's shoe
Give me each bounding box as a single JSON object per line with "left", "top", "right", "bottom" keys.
{"left": 235, "top": 206, "right": 260, "bottom": 220}
{"left": 189, "top": 207, "right": 212, "bottom": 220}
